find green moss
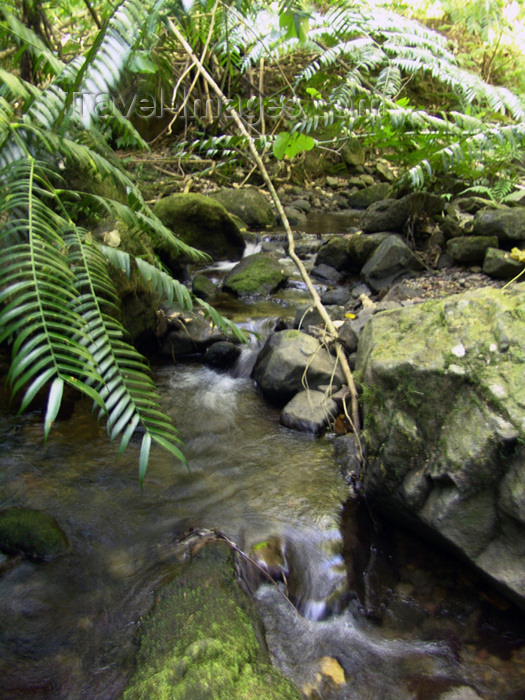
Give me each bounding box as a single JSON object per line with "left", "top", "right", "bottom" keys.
{"left": 209, "top": 189, "right": 276, "bottom": 230}
{"left": 0, "top": 508, "right": 70, "bottom": 561}
{"left": 153, "top": 193, "right": 245, "bottom": 261}
{"left": 223, "top": 254, "right": 288, "bottom": 297}
{"left": 123, "top": 542, "right": 301, "bottom": 700}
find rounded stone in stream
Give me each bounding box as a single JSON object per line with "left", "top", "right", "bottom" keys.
{"left": 204, "top": 341, "right": 241, "bottom": 369}
{"left": 0, "top": 507, "right": 70, "bottom": 561}
{"left": 253, "top": 329, "right": 345, "bottom": 406}
{"left": 222, "top": 253, "right": 289, "bottom": 297}
{"left": 280, "top": 390, "right": 338, "bottom": 434}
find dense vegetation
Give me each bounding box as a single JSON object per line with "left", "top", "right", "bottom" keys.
{"left": 1, "top": 0, "right": 524, "bottom": 479}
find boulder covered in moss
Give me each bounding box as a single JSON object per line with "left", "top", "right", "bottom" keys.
{"left": 209, "top": 188, "right": 276, "bottom": 230}
{"left": 473, "top": 206, "right": 525, "bottom": 242}
{"left": 356, "top": 284, "right": 525, "bottom": 609}
{"left": 446, "top": 235, "right": 498, "bottom": 264}
{"left": 153, "top": 193, "right": 246, "bottom": 261}
{"left": 346, "top": 183, "right": 390, "bottom": 209}
{"left": 222, "top": 254, "right": 288, "bottom": 297}
{"left": 0, "top": 508, "right": 70, "bottom": 561}
{"left": 122, "top": 541, "right": 300, "bottom": 700}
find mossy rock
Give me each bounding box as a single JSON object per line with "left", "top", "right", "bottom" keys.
{"left": 122, "top": 541, "right": 301, "bottom": 700}
{"left": 346, "top": 183, "right": 391, "bottom": 209}
{"left": 223, "top": 254, "right": 288, "bottom": 297}
{"left": 446, "top": 236, "right": 499, "bottom": 264}
{"left": 153, "top": 193, "right": 246, "bottom": 261}
{"left": 209, "top": 188, "right": 276, "bottom": 230}
{"left": 315, "top": 237, "right": 352, "bottom": 272}
{"left": 0, "top": 508, "right": 70, "bottom": 561}
{"left": 483, "top": 247, "right": 525, "bottom": 280}
{"left": 192, "top": 274, "right": 219, "bottom": 301}
{"left": 347, "top": 232, "right": 391, "bottom": 271}
{"left": 356, "top": 284, "right": 525, "bottom": 608}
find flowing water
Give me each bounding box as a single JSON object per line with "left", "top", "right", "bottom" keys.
{"left": 0, "top": 214, "right": 524, "bottom": 698}
{"left": 1, "top": 356, "right": 524, "bottom": 699}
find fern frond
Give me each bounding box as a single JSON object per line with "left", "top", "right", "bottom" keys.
{"left": 67, "top": 232, "right": 187, "bottom": 483}
{"left": 0, "top": 8, "right": 65, "bottom": 77}
{"left": 101, "top": 245, "right": 249, "bottom": 343}
{"left": 0, "top": 159, "right": 104, "bottom": 430}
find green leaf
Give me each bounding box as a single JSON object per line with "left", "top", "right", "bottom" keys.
{"left": 44, "top": 377, "right": 64, "bottom": 439}
{"left": 273, "top": 131, "right": 315, "bottom": 160}
{"left": 128, "top": 52, "right": 158, "bottom": 75}
{"left": 279, "top": 9, "right": 309, "bottom": 42}
{"left": 18, "top": 367, "right": 56, "bottom": 414}
{"left": 305, "top": 87, "right": 322, "bottom": 99}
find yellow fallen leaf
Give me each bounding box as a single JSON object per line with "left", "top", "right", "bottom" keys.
{"left": 319, "top": 656, "right": 346, "bottom": 685}
{"left": 510, "top": 247, "right": 525, "bottom": 264}
{"left": 345, "top": 312, "right": 356, "bottom": 319}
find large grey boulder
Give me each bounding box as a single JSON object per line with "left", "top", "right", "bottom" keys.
{"left": 360, "top": 198, "right": 409, "bottom": 233}
{"left": 253, "top": 329, "right": 345, "bottom": 405}
{"left": 347, "top": 233, "right": 390, "bottom": 270}
{"left": 359, "top": 193, "right": 443, "bottom": 234}
{"left": 356, "top": 284, "right": 525, "bottom": 609}
{"left": 315, "top": 236, "right": 352, "bottom": 272}
{"left": 210, "top": 188, "right": 277, "bottom": 229}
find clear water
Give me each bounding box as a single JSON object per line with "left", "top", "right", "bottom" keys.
{"left": 1, "top": 360, "right": 522, "bottom": 699}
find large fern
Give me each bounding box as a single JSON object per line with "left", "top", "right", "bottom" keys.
{"left": 0, "top": 0, "right": 247, "bottom": 481}
{"left": 190, "top": 0, "right": 525, "bottom": 189}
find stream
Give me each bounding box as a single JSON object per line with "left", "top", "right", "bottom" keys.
{"left": 0, "top": 225, "right": 524, "bottom": 699}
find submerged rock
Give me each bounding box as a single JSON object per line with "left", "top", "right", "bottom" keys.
{"left": 122, "top": 541, "right": 300, "bottom": 699}
{"left": 356, "top": 284, "right": 525, "bottom": 609}
{"left": 153, "top": 193, "right": 245, "bottom": 261}
{"left": 0, "top": 508, "right": 69, "bottom": 561}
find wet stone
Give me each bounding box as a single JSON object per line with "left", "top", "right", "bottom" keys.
{"left": 0, "top": 508, "right": 70, "bottom": 561}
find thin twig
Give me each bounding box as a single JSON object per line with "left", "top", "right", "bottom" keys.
{"left": 168, "top": 17, "right": 363, "bottom": 467}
